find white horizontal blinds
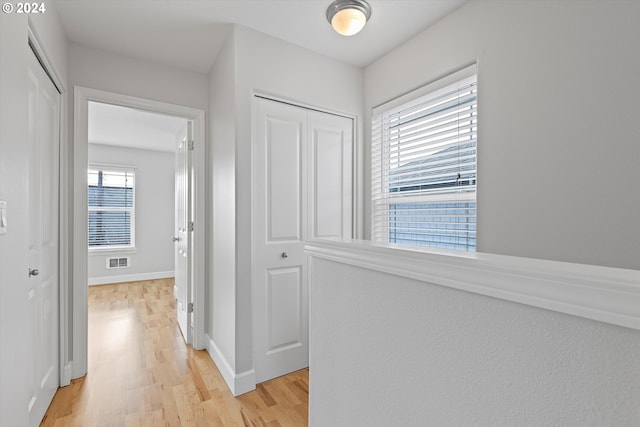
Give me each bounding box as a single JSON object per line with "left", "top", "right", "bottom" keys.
{"left": 371, "top": 65, "right": 477, "bottom": 251}
{"left": 371, "top": 110, "right": 388, "bottom": 242}
{"left": 88, "top": 168, "right": 135, "bottom": 248}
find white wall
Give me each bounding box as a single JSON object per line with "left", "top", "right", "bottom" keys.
{"left": 363, "top": 0, "right": 640, "bottom": 270}
{"left": 87, "top": 144, "right": 175, "bottom": 284}
{"left": 68, "top": 42, "right": 208, "bottom": 111}
{"left": 0, "top": 14, "right": 31, "bottom": 427}
{"left": 208, "top": 30, "right": 238, "bottom": 377}
{"left": 207, "top": 25, "right": 363, "bottom": 394}
{"left": 309, "top": 249, "right": 640, "bottom": 427}
{"left": 0, "top": 8, "right": 68, "bottom": 426}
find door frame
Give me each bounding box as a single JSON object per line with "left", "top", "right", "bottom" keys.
{"left": 70, "top": 87, "right": 206, "bottom": 379}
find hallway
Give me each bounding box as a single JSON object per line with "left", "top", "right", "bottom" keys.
{"left": 40, "top": 279, "right": 309, "bottom": 427}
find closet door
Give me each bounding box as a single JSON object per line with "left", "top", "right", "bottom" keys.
{"left": 253, "top": 97, "right": 353, "bottom": 384}
{"left": 26, "top": 48, "right": 60, "bottom": 427}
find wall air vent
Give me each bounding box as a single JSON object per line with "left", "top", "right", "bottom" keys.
{"left": 106, "top": 257, "right": 130, "bottom": 269}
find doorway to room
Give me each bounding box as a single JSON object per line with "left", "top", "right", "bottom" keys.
{"left": 86, "top": 101, "right": 193, "bottom": 341}
{"left": 70, "top": 88, "right": 206, "bottom": 380}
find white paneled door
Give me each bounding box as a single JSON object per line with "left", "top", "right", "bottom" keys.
{"left": 26, "top": 48, "right": 60, "bottom": 427}
{"left": 253, "top": 97, "right": 353, "bottom": 383}
{"left": 174, "top": 121, "right": 193, "bottom": 344}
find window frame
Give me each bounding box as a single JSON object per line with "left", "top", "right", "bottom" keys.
{"left": 87, "top": 164, "right": 136, "bottom": 252}
{"left": 371, "top": 64, "right": 477, "bottom": 252}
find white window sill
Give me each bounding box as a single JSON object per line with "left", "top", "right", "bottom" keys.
{"left": 88, "top": 247, "right": 137, "bottom": 256}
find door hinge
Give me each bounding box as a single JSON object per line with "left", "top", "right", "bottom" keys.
{"left": 188, "top": 302, "right": 194, "bottom": 313}
{"left": 188, "top": 221, "right": 194, "bottom": 232}
{"left": 188, "top": 140, "right": 195, "bottom": 151}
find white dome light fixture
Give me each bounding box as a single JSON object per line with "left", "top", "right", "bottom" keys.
{"left": 326, "top": 0, "right": 372, "bottom": 36}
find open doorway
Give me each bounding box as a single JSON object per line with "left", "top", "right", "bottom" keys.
{"left": 87, "top": 102, "right": 196, "bottom": 344}
{"left": 70, "top": 88, "right": 206, "bottom": 381}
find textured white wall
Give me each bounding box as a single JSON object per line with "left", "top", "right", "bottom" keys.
{"left": 87, "top": 144, "right": 175, "bottom": 282}
{"left": 309, "top": 259, "right": 640, "bottom": 427}
{"left": 309, "top": 256, "right": 640, "bottom": 427}
{"left": 363, "top": 0, "right": 640, "bottom": 270}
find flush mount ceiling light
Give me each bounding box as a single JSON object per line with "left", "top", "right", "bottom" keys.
{"left": 326, "top": 0, "right": 372, "bottom": 36}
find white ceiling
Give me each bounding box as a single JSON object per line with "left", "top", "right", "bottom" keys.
{"left": 88, "top": 102, "right": 187, "bottom": 152}
{"left": 71, "top": 0, "right": 466, "bottom": 152}
{"left": 52, "top": 0, "right": 467, "bottom": 72}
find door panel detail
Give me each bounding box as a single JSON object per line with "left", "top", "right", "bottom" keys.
{"left": 266, "top": 118, "right": 302, "bottom": 242}
{"left": 314, "top": 130, "right": 344, "bottom": 238}
{"left": 309, "top": 111, "right": 353, "bottom": 241}
{"left": 266, "top": 267, "right": 302, "bottom": 354}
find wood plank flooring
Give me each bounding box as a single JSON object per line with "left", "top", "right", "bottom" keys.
{"left": 40, "top": 279, "right": 308, "bottom": 427}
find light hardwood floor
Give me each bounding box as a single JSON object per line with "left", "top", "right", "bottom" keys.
{"left": 40, "top": 279, "right": 309, "bottom": 427}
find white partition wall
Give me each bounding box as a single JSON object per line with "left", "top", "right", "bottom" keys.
{"left": 307, "top": 240, "right": 640, "bottom": 427}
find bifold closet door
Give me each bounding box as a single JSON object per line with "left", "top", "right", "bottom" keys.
{"left": 253, "top": 97, "right": 353, "bottom": 383}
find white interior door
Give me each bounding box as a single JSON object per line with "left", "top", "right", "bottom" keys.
{"left": 253, "top": 97, "right": 353, "bottom": 383}
{"left": 26, "top": 48, "right": 60, "bottom": 427}
{"left": 174, "top": 121, "right": 192, "bottom": 344}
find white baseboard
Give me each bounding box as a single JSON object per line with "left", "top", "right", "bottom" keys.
{"left": 234, "top": 369, "right": 257, "bottom": 396}
{"left": 88, "top": 271, "right": 174, "bottom": 286}
{"left": 205, "top": 334, "right": 256, "bottom": 396}
{"left": 60, "top": 362, "right": 72, "bottom": 387}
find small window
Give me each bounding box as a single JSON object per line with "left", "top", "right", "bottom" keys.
{"left": 371, "top": 65, "right": 477, "bottom": 251}
{"left": 88, "top": 167, "right": 135, "bottom": 250}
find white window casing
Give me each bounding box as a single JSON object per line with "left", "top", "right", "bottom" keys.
{"left": 88, "top": 165, "right": 135, "bottom": 251}
{"left": 372, "top": 64, "right": 477, "bottom": 251}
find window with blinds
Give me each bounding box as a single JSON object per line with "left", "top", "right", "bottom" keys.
{"left": 371, "top": 65, "right": 477, "bottom": 251}
{"left": 88, "top": 167, "right": 135, "bottom": 249}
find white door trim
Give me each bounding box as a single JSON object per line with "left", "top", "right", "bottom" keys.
{"left": 27, "top": 26, "right": 66, "bottom": 94}
{"left": 71, "top": 87, "right": 206, "bottom": 379}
